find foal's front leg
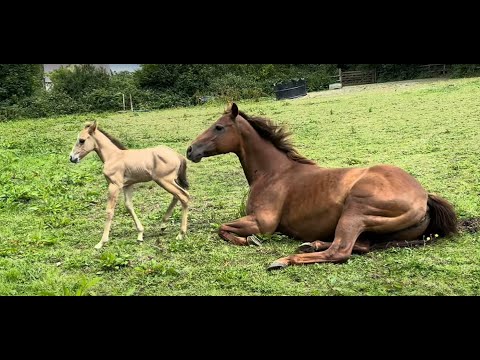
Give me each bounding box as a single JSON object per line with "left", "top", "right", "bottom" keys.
{"left": 124, "top": 185, "right": 144, "bottom": 242}
{"left": 95, "top": 184, "right": 121, "bottom": 249}
{"left": 219, "top": 214, "right": 273, "bottom": 246}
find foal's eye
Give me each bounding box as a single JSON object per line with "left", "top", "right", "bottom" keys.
{"left": 215, "top": 125, "right": 224, "bottom": 132}
{"left": 79, "top": 139, "right": 85, "bottom": 145}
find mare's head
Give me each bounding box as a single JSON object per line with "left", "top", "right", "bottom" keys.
{"left": 186, "top": 103, "right": 242, "bottom": 162}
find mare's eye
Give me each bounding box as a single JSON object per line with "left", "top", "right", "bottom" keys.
{"left": 79, "top": 139, "right": 85, "bottom": 144}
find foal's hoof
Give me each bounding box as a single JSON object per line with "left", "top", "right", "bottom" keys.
{"left": 94, "top": 243, "right": 104, "bottom": 250}
{"left": 296, "top": 242, "right": 315, "bottom": 253}
{"left": 247, "top": 235, "right": 262, "bottom": 246}
{"left": 176, "top": 233, "right": 185, "bottom": 240}
{"left": 267, "top": 261, "right": 288, "bottom": 271}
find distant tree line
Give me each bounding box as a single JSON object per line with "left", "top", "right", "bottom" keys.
{"left": 1, "top": 64, "right": 479, "bottom": 121}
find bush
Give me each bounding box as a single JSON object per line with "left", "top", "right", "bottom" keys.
{"left": 0, "top": 64, "right": 43, "bottom": 103}
{"left": 304, "top": 66, "right": 338, "bottom": 91}
{"left": 4, "top": 64, "right": 480, "bottom": 121}
{"left": 109, "top": 71, "right": 139, "bottom": 93}
{"left": 0, "top": 64, "right": 340, "bottom": 120}
{"left": 82, "top": 88, "right": 123, "bottom": 112}
{"left": 377, "top": 64, "right": 422, "bottom": 81}
{"left": 208, "top": 73, "right": 267, "bottom": 101}
{"left": 134, "top": 64, "right": 182, "bottom": 90}
{"left": 450, "top": 64, "right": 480, "bottom": 78}
{"left": 49, "top": 64, "right": 110, "bottom": 97}
{"left": 0, "top": 90, "right": 83, "bottom": 120}
{"left": 132, "top": 89, "right": 190, "bottom": 110}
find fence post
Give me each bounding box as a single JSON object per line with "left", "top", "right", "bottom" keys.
{"left": 130, "top": 94, "right": 133, "bottom": 112}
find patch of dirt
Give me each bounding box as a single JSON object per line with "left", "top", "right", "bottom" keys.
{"left": 458, "top": 218, "right": 480, "bottom": 234}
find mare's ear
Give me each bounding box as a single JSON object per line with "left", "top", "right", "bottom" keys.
{"left": 230, "top": 102, "right": 239, "bottom": 120}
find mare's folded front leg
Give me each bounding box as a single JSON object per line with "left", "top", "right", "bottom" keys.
{"left": 218, "top": 214, "right": 271, "bottom": 246}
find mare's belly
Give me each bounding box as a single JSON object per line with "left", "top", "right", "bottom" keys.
{"left": 277, "top": 208, "right": 341, "bottom": 242}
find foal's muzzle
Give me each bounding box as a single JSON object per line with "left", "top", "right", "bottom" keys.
{"left": 69, "top": 155, "right": 79, "bottom": 163}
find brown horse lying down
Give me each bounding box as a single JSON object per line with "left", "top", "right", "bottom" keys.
{"left": 70, "top": 121, "right": 190, "bottom": 249}
{"left": 187, "top": 103, "right": 457, "bottom": 270}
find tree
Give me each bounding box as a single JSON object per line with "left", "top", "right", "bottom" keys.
{"left": 49, "top": 64, "right": 110, "bottom": 97}
{"left": 134, "top": 64, "right": 182, "bottom": 90}
{"left": 0, "top": 64, "right": 43, "bottom": 103}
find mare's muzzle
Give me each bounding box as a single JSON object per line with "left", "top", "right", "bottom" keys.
{"left": 186, "top": 144, "right": 204, "bottom": 163}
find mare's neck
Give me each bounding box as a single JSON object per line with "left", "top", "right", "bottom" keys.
{"left": 235, "top": 118, "right": 293, "bottom": 185}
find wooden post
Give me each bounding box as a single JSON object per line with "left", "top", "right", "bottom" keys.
{"left": 130, "top": 94, "right": 133, "bottom": 112}
{"left": 339, "top": 68, "right": 342, "bottom": 84}
{"left": 122, "top": 93, "right": 126, "bottom": 111}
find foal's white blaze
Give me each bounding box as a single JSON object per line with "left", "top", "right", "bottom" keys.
{"left": 70, "top": 136, "right": 81, "bottom": 163}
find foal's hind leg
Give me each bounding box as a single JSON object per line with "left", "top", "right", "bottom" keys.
{"left": 124, "top": 185, "right": 144, "bottom": 242}
{"left": 159, "top": 196, "right": 179, "bottom": 232}
{"left": 155, "top": 177, "right": 189, "bottom": 240}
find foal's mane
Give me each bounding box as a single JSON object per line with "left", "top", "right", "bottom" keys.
{"left": 225, "top": 110, "right": 315, "bottom": 165}
{"left": 98, "top": 128, "right": 128, "bottom": 150}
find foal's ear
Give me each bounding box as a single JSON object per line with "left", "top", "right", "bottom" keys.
{"left": 88, "top": 120, "right": 97, "bottom": 135}
{"left": 230, "top": 102, "right": 239, "bottom": 119}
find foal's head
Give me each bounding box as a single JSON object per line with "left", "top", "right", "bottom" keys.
{"left": 69, "top": 121, "right": 98, "bottom": 163}
{"left": 187, "top": 103, "right": 242, "bottom": 163}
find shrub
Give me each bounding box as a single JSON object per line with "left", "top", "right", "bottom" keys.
{"left": 450, "top": 64, "right": 480, "bottom": 78}
{"left": 49, "top": 64, "right": 110, "bottom": 97}
{"left": 0, "top": 64, "right": 43, "bottom": 102}
{"left": 81, "top": 88, "right": 123, "bottom": 112}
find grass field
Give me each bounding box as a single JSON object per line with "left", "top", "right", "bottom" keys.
{"left": 1, "top": 77, "right": 479, "bottom": 295}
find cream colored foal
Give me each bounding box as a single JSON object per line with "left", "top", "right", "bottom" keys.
{"left": 70, "top": 121, "right": 190, "bottom": 249}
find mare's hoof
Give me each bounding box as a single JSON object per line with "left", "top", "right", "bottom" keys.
{"left": 296, "top": 242, "right": 316, "bottom": 253}
{"left": 267, "top": 261, "right": 288, "bottom": 271}
{"left": 247, "top": 235, "right": 262, "bottom": 246}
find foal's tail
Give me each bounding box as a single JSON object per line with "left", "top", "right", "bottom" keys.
{"left": 175, "top": 157, "right": 189, "bottom": 190}
{"left": 424, "top": 194, "right": 458, "bottom": 237}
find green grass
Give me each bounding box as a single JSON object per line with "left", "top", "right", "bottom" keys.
{"left": 1, "top": 77, "right": 479, "bottom": 295}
